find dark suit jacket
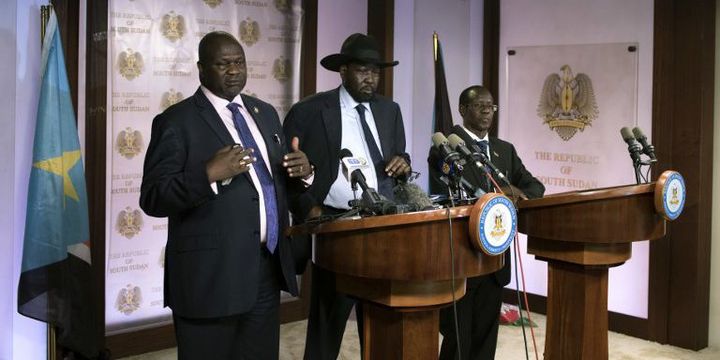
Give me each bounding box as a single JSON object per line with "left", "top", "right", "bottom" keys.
{"left": 282, "top": 88, "right": 409, "bottom": 273}
{"left": 429, "top": 124, "right": 545, "bottom": 286}
{"left": 283, "top": 87, "right": 410, "bottom": 220}
{"left": 140, "top": 88, "right": 298, "bottom": 319}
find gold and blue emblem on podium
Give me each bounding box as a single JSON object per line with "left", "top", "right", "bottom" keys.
{"left": 469, "top": 193, "right": 517, "bottom": 256}
{"left": 655, "top": 170, "right": 686, "bottom": 221}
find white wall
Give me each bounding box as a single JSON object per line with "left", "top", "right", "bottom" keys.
{"left": 315, "top": 0, "right": 367, "bottom": 92}
{"left": 499, "top": 0, "right": 655, "bottom": 319}
{"left": 395, "top": 0, "right": 484, "bottom": 187}
{"left": 1, "top": 1, "right": 49, "bottom": 359}
{"left": 709, "top": 0, "right": 720, "bottom": 348}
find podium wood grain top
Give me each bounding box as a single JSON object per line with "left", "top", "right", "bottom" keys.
{"left": 287, "top": 205, "right": 473, "bottom": 236}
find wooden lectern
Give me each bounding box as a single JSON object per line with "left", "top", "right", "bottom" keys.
{"left": 518, "top": 183, "right": 667, "bottom": 359}
{"left": 293, "top": 206, "right": 503, "bottom": 360}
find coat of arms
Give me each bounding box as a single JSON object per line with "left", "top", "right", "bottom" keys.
{"left": 272, "top": 56, "right": 290, "bottom": 82}
{"left": 670, "top": 186, "right": 680, "bottom": 205}
{"left": 118, "top": 48, "right": 144, "bottom": 81}
{"left": 489, "top": 209, "right": 507, "bottom": 239}
{"left": 239, "top": 17, "right": 260, "bottom": 47}
{"left": 161, "top": 11, "right": 185, "bottom": 42}
{"left": 160, "top": 89, "right": 184, "bottom": 110}
{"left": 116, "top": 127, "right": 143, "bottom": 159}
{"left": 116, "top": 284, "right": 142, "bottom": 315}
{"left": 537, "top": 65, "right": 599, "bottom": 141}
{"left": 116, "top": 206, "right": 144, "bottom": 239}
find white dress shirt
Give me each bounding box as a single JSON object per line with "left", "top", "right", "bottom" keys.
{"left": 324, "top": 86, "right": 384, "bottom": 210}
{"left": 201, "top": 86, "right": 270, "bottom": 244}
{"left": 460, "top": 125, "right": 490, "bottom": 158}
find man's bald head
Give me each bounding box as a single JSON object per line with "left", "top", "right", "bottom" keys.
{"left": 197, "top": 32, "right": 247, "bottom": 101}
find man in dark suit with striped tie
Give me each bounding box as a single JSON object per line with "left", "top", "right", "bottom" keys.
{"left": 140, "top": 31, "right": 311, "bottom": 359}
{"left": 429, "top": 85, "right": 545, "bottom": 360}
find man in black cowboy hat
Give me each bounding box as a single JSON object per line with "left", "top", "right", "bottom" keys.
{"left": 283, "top": 33, "right": 411, "bottom": 359}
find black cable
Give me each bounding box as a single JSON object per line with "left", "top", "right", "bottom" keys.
{"left": 513, "top": 237, "right": 530, "bottom": 360}
{"left": 446, "top": 186, "right": 462, "bottom": 359}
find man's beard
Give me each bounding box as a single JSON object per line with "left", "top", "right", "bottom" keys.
{"left": 347, "top": 87, "right": 376, "bottom": 103}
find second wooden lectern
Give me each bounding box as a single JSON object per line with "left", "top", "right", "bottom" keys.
{"left": 518, "top": 183, "right": 669, "bottom": 359}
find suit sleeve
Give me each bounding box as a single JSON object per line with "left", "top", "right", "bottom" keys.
{"left": 392, "top": 103, "right": 411, "bottom": 164}
{"left": 508, "top": 144, "right": 545, "bottom": 199}
{"left": 139, "top": 113, "right": 214, "bottom": 217}
{"left": 283, "top": 105, "right": 322, "bottom": 220}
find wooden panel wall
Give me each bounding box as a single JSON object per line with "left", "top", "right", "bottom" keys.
{"left": 368, "top": 0, "right": 394, "bottom": 98}
{"left": 650, "top": 0, "right": 715, "bottom": 349}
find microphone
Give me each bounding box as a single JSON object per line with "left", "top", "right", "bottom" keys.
{"left": 620, "top": 127, "right": 644, "bottom": 164}
{"left": 469, "top": 143, "right": 510, "bottom": 186}
{"left": 447, "top": 134, "right": 485, "bottom": 170}
{"left": 428, "top": 145, "right": 484, "bottom": 200}
{"left": 393, "top": 181, "right": 435, "bottom": 211}
{"left": 431, "top": 132, "right": 464, "bottom": 168}
{"left": 340, "top": 148, "right": 369, "bottom": 191}
{"left": 631, "top": 127, "right": 657, "bottom": 162}
{"left": 339, "top": 148, "right": 393, "bottom": 214}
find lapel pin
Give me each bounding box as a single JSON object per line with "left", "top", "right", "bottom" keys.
{"left": 253, "top": 106, "right": 259, "bottom": 114}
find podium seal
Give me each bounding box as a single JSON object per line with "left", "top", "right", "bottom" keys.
{"left": 655, "top": 170, "right": 686, "bottom": 221}
{"left": 469, "top": 193, "right": 517, "bottom": 255}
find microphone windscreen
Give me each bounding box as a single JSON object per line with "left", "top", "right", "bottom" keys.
{"left": 447, "top": 134, "right": 465, "bottom": 150}
{"left": 431, "top": 132, "right": 449, "bottom": 148}
{"left": 632, "top": 127, "right": 647, "bottom": 140}
{"left": 620, "top": 127, "right": 636, "bottom": 142}
{"left": 393, "top": 182, "right": 434, "bottom": 210}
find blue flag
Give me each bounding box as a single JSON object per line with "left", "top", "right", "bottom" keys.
{"left": 18, "top": 9, "right": 97, "bottom": 358}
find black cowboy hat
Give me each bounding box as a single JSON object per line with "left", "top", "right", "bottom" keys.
{"left": 320, "top": 33, "right": 399, "bottom": 72}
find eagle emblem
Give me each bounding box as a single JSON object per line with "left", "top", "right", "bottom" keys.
{"left": 116, "top": 127, "right": 143, "bottom": 159}
{"left": 118, "top": 48, "right": 144, "bottom": 81}
{"left": 116, "top": 206, "right": 144, "bottom": 239}
{"left": 239, "top": 17, "right": 260, "bottom": 47}
{"left": 272, "top": 56, "right": 291, "bottom": 82}
{"left": 116, "top": 284, "right": 142, "bottom": 315}
{"left": 537, "top": 65, "right": 599, "bottom": 141}
{"left": 489, "top": 209, "right": 507, "bottom": 239}
{"left": 160, "top": 11, "right": 185, "bottom": 42}
{"left": 160, "top": 89, "right": 184, "bottom": 110}
{"left": 670, "top": 186, "right": 680, "bottom": 205}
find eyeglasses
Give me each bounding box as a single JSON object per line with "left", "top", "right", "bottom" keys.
{"left": 465, "top": 103, "right": 498, "bottom": 112}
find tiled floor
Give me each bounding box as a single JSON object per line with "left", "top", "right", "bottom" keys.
{"left": 119, "top": 312, "right": 720, "bottom": 359}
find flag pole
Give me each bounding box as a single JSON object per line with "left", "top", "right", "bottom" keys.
{"left": 40, "top": 5, "right": 58, "bottom": 360}
{"left": 433, "top": 31, "right": 438, "bottom": 62}
{"left": 40, "top": 5, "right": 50, "bottom": 48}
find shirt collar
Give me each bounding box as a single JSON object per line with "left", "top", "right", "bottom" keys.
{"left": 201, "top": 85, "right": 246, "bottom": 113}
{"left": 339, "top": 85, "right": 370, "bottom": 111}
{"left": 460, "top": 125, "right": 489, "bottom": 143}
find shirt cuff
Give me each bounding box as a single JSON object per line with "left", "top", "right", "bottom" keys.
{"left": 301, "top": 168, "right": 314, "bottom": 188}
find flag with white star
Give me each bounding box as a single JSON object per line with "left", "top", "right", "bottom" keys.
{"left": 18, "top": 8, "right": 97, "bottom": 358}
